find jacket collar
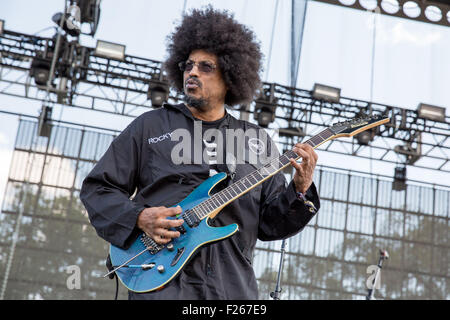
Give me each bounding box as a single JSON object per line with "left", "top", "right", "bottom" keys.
{"left": 163, "top": 103, "right": 233, "bottom": 129}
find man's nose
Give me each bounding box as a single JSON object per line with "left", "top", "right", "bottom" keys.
{"left": 187, "top": 64, "right": 200, "bottom": 77}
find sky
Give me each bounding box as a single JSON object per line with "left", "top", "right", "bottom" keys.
{"left": 0, "top": 0, "right": 449, "bottom": 208}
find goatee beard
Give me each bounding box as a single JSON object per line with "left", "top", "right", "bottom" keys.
{"left": 184, "top": 94, "right": 207, "bottom": 109}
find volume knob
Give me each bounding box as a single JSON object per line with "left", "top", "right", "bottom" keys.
{"left": 157, "top": 265, "right": 165, "bottom": 273}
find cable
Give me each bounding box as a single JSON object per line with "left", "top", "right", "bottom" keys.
{"left": 114, "top": 274, "right": 119, "bottom": 300}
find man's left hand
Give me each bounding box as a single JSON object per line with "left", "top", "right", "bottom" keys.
{"left": 289, "top": 143, "right": 318, "bottom": 194}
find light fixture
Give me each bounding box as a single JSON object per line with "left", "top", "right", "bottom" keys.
{"left": 278, "top": 127, "right": 305, "bottom": 138}
{"left": 417, "top": 103, "right": 446, "bottom": 122}
{"left": 0, "top": 19, "right": 4, "bottom": 35}
{"left": 94, "top": 40, "right": 126, "bottom": 60}
{"left": 147, "top": 81, "right": 170, "bottom": 108}
{"left": 312, "top": 83, "right": 341, "bottom": 103}
{"left": 254, "top": 100, "right": 277, "bottom": 128}
{"left": 30, "top": 57, "right": 51, "bottom": 87}
{"left": 38, "top": 104, "right": 53, "bottom": 138}
{"left": 254, "top": 84, "right": 277, "bottom": 128}
{"left": 392, "top": 166, "right": 406, "bottom": 191}
{"left": 355, "top": 130, "right": 374, "bottom": 145}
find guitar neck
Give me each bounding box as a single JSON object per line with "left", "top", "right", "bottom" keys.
{"left": 190, "top": 127, "right": 335, "bottom": 220}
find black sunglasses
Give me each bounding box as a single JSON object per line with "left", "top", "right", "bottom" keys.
{"left": 178, "top": 60, "right": 217, "bottom": 73}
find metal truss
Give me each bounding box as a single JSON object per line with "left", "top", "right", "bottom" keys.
{"left": 313, "top": 0, "right": 450, "bottom": 28}
{"left": 1, "top": 29, "right": 449, "bottom": 174}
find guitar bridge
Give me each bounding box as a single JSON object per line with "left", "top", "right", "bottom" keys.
{"left": 140, "top": 234, "right": 164, "bottom": 254}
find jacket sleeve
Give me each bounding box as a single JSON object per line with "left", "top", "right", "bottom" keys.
{"left": 257, "top": 136, "right": 320, "bottom": 241}
{"left": 80, "top": 117, "right": 146, "bottom": 249}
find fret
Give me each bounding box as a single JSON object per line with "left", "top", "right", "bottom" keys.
{"left": 260, "top": 165, "right": 271, "bottom": 177}
{"left": 255, "top": 171, "right": 264, "bottom": 180}
{"left": 198, "top": 202, "right": 208, "bottom": 216}
{"left": 243, "top": 177, "right": 252, "bottom": 188}
{"left": 202, "top": 201, "right": 212, "bottom": 214}
{"left": 280, "top": 154, "right": 291, "bottom": 165}
{"left": 229, "top": 187, "right": 238, "bottom": 197}
{"left": 224, "top": 188, "right": 233, "bottom": 200}
{"left": 311, "top": 136, "right": 321, "bottom": 146}
{"left": 305, "top": 139, "right": 315, "bottom": 147}
{"left": 248, "top": 173, "right": 259, "bottom": 184}
{"left": 192, "top": 208, "right": 201, "bottom": 220}
{"left": 195, "top": 203, "right": 205, "bottom": 216}
{"left": 234, "top": 182, "right": 243, "bottom": 193}
{"left": 267, "top": 161, "right": 277, "bottom": 172}
{"left": 217, "top": 193, "right": 225, "bottom": 205}
{"left": 240, "top": 179, "right": 249, "bottom": 190}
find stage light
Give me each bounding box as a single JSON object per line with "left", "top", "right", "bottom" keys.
{"left": 38, "top": 104, "right": 53, "bottom": 138}
{"left": 147, "top": 81, "right": 169, "bottom": 108}
{"left": 392, "top": 166, "right": 406, "bottom": 191}
{"left": 254, "top": 100, "right": 277, "bottom": 128}
{"left": 417, "top": 103, "right": 446, "bottom": 122}
{"left": 254, "top": 84, "right": 278, "bottom": 128}
{"left": 278, "top": 127, "right": 305, "bottom": 138}
{"left": 355, "top": 130, "right": 373, "bottom": 145}
{"left": 94, "top": 40, "right": 125, "bottom": 60}
{"left": 0, "top": 20, "right": 4, "bottom": 35}
{"left": 30, "top": 57, "right": 51, "bottom": 87}
{"left": 312, "top": 83, "right": 341, "bottom": 103}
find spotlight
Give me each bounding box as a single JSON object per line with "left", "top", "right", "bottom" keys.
{"left": 417, "top": 103, "right": 446, "bottom": 122}
{"left": 254, "top": 84, "right": 277, "bottom": 128}
{"left": 254, "top": 100, "right": 277, "bottom": 128}
{"left": 278, "top": 127, "right": 305, "bottom": 138}
{"left": 94, "top": 40, "right": 126, "bottom": 60}
{"left": 392, "top": 166, "right": 406, "bottom": 191}
{"left": 38, "top": 104, "right": 53, "bottom": 138}
{"left": 312, "top": 83, "right": 341, "bottom": 103}
{"left": 355, "top": 130, "right": 374, "bottom": 145}
{"left": 0, "top": 19, "right": 4, "bottom": 35}
{"left": 147, "top": 81, "right": 169, "bottom": 108}
{"left": 30, "top": 57, "right": 51, "bottom": 87}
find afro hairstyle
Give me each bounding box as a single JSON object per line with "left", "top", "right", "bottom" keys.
{"left": 163, "top": 6, "right": 263, "bottom": 107}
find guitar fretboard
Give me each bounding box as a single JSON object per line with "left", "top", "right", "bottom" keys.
{"left": 185, "top": 127, "right": 335, "bottom": 221}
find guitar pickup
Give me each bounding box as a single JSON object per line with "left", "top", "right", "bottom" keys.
{"left": 170, "top": 247, "right": 185, "bottom": 267}
{"left": 175, "top": 225, "right": 186, "bottom": 234}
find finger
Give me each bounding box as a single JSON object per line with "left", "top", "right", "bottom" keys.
{"left": 155, "top": 217, "right": 184, "bottom": 229}
{"left": 162, "top": 206, "right": 183, "bottom": 217}
{"left": 292, "top": 147, "right": 310, "bottom": 162}
{"left": 154, "top": 234, "right": 172, "bottom": 245}
{"left": 160, "top": 228, "right": 182, "bottom": 239}
{"left": 290, "top": 158, "right": 303, "bottom": 172}
{"left": 154, "top": 228, "right": 181, "bottom": 240}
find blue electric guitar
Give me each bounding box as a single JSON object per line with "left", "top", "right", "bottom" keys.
{"left": 105, "top": 115, "right": 389, "bottom": 293}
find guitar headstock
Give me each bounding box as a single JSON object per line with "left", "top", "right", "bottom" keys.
{"left": 331, "top": 115, "right": 390, "bottom": 138}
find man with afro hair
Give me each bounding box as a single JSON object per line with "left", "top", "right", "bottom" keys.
{"left": 81, "top": 6, "right": 320, "bottom": 300}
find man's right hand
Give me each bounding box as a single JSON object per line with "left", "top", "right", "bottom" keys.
{"left": 137, "top": 206, "right": 184, "bottom": 244}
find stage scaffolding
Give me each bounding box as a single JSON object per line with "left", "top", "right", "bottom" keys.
{"left": 0, "top": 119, "right": 448, "bottom": 299}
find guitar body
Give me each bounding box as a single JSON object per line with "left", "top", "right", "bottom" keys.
{"left": 109, "top": 172, "right": 239, "bottom": 293}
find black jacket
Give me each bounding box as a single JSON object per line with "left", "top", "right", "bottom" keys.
{"left": 80, "top": 103, "right": 320, "bottom": 299}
